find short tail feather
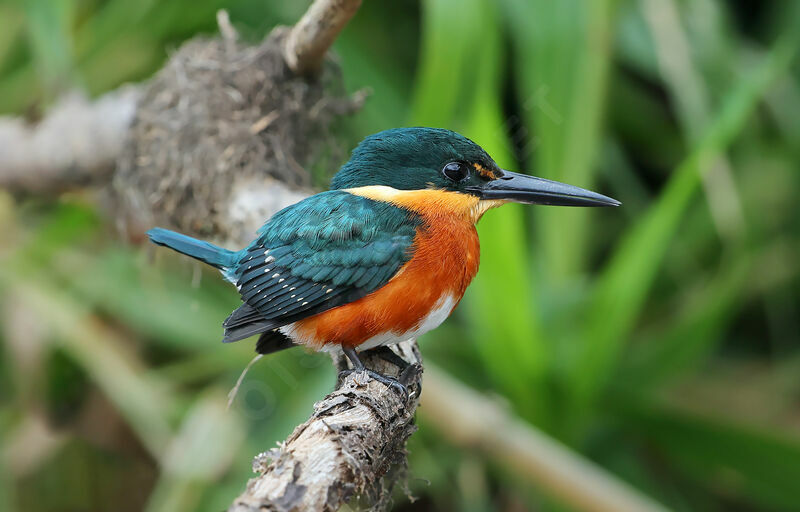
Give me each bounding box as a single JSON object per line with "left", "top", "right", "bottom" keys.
{"left": 147, "top": 227, "right": 238, "bottom": 270}
{"left": 148, "top": 228, "right": 292, "bottom": 350}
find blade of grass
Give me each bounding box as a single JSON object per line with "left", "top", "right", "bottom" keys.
{"left": 502, "top": 0, "right": 615, "bottom": 282}
{"left": 145, "top": 393, "right": 245, "bottom": 512}
{"left": 23, "top": 0, "right": 77, "bottom": 102}
{"left": 570, "top": 13, "right": 800, "bottom": 421}
{"left": 410, "top": 0, "right": 547, "bottom": 423}
{"left": 460, "top": 0, "right": 547, "bottom": 422}
{"left": 642, "top": 0, "right": 745, "bottom": 239}
{"left": 621, "top": 246, "right": 752, "bottom": 388}
{"left": 409, "top": 0, "right": 475, "bottom": 126}
{"left": 616, "top": 396, "right": 800, "bottom": 511}
{"left": 466, "top": 157, "right": 548, "bottom": 421}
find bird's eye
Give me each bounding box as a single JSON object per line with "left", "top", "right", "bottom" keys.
{"left": 442, "top": 161, "right": 469, "bottom": 182}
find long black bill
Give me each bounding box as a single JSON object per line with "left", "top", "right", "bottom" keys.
{"left": 472, "top": 170, "right": 621, "bottom": 207}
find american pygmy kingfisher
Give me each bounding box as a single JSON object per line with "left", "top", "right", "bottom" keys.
{"left": 148, "top": 128, "right": 619, "bottom": 391}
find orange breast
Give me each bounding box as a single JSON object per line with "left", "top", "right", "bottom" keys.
{"left": 288, "top": 188, "right": 486, "bottom": 350}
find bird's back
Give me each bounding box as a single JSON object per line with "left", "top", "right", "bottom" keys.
{"left": 222, "top": 190, "right": 423, "bottom": 345}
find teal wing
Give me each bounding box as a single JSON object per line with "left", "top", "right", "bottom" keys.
{"left": 222, "top": 191, "right": 422, "bottom": 344}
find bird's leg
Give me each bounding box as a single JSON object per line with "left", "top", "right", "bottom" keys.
{"left": 368, "top": 346, "right": 410, "bottom": 370}
{"left": 339, "top": 346, "right": 408, "bottom": 397}
{"left": 341, "top": 346, "right": 366, "bottom": 372}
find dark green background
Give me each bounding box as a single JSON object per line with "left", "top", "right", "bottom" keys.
{"left": 0, "top": 0, "right": 798, "bottom": 511}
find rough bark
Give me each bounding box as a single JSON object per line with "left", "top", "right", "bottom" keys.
{"left": 229, "top": 342, "right": 422, "bottom": 512}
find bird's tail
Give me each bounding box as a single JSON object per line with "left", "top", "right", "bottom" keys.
{"left": 147, "top": 227, "right": 239, "bottom": 270}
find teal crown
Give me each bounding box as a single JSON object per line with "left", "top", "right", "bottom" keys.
{"left": 330, "top": 127, "right": 500, "bottom": 192}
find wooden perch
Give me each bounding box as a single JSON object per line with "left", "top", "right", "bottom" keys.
{"left": 228, "top": 341, "right": 423, "bottom": 512}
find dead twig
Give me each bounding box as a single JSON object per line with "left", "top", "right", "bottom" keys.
{"left": 283, "top": 0, "right": 363, "bottom": 76}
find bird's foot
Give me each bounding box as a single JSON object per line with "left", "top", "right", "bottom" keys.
{"left": 398, "top": 362, "right": 422, "bottom": 387}
{"left": 366, "top": 346, "right": 422, "bottom": 393}
{"left": 338, "top": 368, "right": 409, "bottom": 399}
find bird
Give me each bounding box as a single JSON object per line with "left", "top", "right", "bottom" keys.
{"left": 147, "top": 127, "right": 619, "bottom": 392}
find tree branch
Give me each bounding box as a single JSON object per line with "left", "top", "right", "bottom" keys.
{"left": 228, "top": 341, "right": 423, "bottom": 512}
{"left": 0, "top": 87, "right": 139, "bottom": 194}
{"left": 283, "top": 0, "right": 363, "bottom": 76}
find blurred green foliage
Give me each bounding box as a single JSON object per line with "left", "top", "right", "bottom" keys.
{"left": 1, "top": 0, "right": 800, "bottom": 511}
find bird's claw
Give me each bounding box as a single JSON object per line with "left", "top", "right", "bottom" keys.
{"left": 338, "top": 368, "right": 409, "bottom": 399}
{"left": 399, "top": 362, "right": 422, "bottom": 387}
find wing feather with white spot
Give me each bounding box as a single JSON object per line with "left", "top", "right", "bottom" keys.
{"left": 221, "top": 191, "right": 421, "bottom": 343}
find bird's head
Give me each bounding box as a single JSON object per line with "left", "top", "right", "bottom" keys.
{"left": 331, "top": 127, "right": 619, "bottom": 214}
